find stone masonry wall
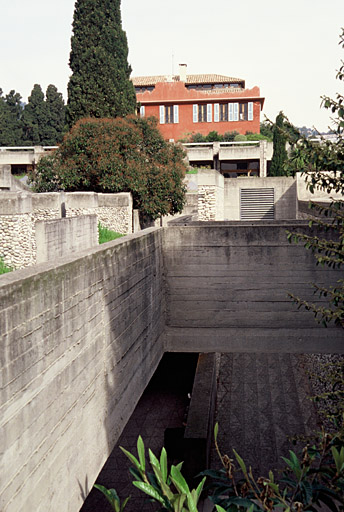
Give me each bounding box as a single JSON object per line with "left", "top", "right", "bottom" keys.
{"left": 0, "top": 228, "right": 165, "bottom": 512}
{"left": 0, "top": 192, "right": 132, "bottom": 270}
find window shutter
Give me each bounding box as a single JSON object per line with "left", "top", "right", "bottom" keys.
{"left": 207, "top": 104, "right": 212, "bottom": 122}
{"left": 140, "top": 105, "right": 145, "bottom": 117}
{"left": 248, "top": 102, "right": 253, "bottom": 121}
{"left": 159, "top": 105, "right": 165, "bottom": 124}
{"left": 173, "top": 105, "right": 179, "bottom": 124}
{"left": 234, "top": 103, "right": 239, "bottom": 121}
{"left": 193, "top": 104, "right": 198, "bottom": 123}
{"left": 214, "top": 103, "right": 219, "bottom": 122}
{"left": 229, "top": 103, "right": 234, "bottom": 121}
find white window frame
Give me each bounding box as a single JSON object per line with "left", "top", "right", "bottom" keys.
{"left": 248, "top": 102, "right": 253, "bottom": 121}
{"left": 234, "top": 103, "right": 239, "bottom": 121}
{"left": 159, "top": 105, "right": 165, "bottom": 124}
{"left": 140, "top": 105, "right": 145, "bottom": 117}
{"left": 207, "top": 104, "right": 212, "bottom": 122}
{"left": 214, "top": 103, "right": 219, "bottom": 122}
{"left": 193, "top": 104, "right": 198, "bottom": 123}
{"left": 173, "top": 105, "right": 179, "bottom": 124}
{"left": 229, "top": 103, "right": 234, "bottom": 121}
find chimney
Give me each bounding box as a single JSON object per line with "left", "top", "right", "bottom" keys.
{"left": 179, "top": 63, "right": 187, "bottom": 82}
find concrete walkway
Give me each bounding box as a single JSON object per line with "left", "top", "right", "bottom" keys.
{"left": 213, "top": 353, "right": 318, "bottom": 476}
{"left": 80, "top": 353, "right": 318, "bottom": 511}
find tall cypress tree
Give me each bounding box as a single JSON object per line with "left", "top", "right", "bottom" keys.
{"left": 22, "top": 84, "right": 47, "bottom": 145}
{"left": 42, "top": 84, "right": 66, "bottom": 145}
{"left": 0, "top": 89, "right": 23, "bottom": 146}
{"left": 270, "top": 111, "right": 288, "bottom": 176}
{"left": 66, "top": 0, "right": 136, "bottom": 128}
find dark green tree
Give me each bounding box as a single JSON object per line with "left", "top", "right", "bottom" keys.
{"left": 0, "top": 89, "right": 23, "bottom": 146}
{"left": 42, "top": 84, "right": 66, "bottom": 145}
{"left": 269, "top": 111, "right": 288, "bottom": 176}
{"left": 22, "top": 84, "right": 47, "bottom": 145}
{"left": 66, "top": 0, "right": 136, "bottom": 127}
{"left": 31, "top": 116, "right": 187, "bottom": 220}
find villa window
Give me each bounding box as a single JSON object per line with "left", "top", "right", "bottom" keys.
{"left": 193, "top": 104, "right": 212, "bottom": 123}
{"left": 159, "top": 105, "right": 179, "bottom": 124}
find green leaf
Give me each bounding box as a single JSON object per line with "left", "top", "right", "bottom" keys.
{"left": 160, "top": 447, "right": 168, "bottom": 483}
{"left": 214, "top": 422, "right": 219, "bottom": 442}
{"left": 170, "top": 465, "right": 190, "bottom": 494}
{"left": 94, "top": 485, "right": 120, "bottom": 510}
{"left": 233, "top": 449, "right": 247, "bottom": 475}
{"left": 195, "top": 476, "right": 206, "bottom": 500}
{"left": 215, "top": 506, "right": 227, "bottom": 512}
{"left": 132, "top": 481, "right": 166, "bottom": 505}
{"left": 120, "top": 446, "right": 141, "bottom": 471}
{"left": 186, "top": 491, "right": 198, "bottom": 512}
{"left": 137, "top": 436, "right": 145, "bottom": 472}
{"left": 148, "top": 448, "right": 160, "bottom": 469}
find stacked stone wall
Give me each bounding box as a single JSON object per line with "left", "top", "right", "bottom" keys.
{"left": 0, "top": 192, "right": 132, "bottom": 269}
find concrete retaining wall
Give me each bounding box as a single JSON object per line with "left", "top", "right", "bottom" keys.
{"left": 224, "top": 176, "right": 297, "bottom": 220}
{"left": 1, "top": 222, "right": 343, "bottom": 512}
{"left": 162, "top": 222, "right": 343, "bottom": 352}
{"left": 0, "top": 228, "right": 165, "bottom": 512}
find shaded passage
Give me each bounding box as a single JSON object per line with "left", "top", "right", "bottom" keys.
{"left": 212, "top": 353, "right": 318, "bottom": 476}
{"left": 81, "top": 353, "right": 198, "bottom": 512}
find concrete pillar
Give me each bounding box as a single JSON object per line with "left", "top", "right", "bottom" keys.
{"left": 259, "top": 140, "right": 268, "bottom": 177}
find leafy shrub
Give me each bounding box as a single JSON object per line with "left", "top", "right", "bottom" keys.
{"left": 233, "top": 134, "right": 247, "bottom": 142}
{"left": 31, "top": 116, "right": 187, "bottom": 220}
{"left": 203, "top": 423, "right": 344, "bottom": 511}
{"left": 245, "top": 132, "right": 271, "bottom": 141}
{"left": 223, "top": 131, "right": 239, "bottom": 142}
{"left": 98, "top": 223, "right": 124, "bottom": 244}
{"left": 95, "top": 436, "right": 206, "bottom": 511}
{"left": 205, "top": 131, "right": 223, "bottom": 142}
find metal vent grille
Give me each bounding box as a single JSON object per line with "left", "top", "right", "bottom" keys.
{"left": 240, "top": 188, "right": 275, "bottom": 220}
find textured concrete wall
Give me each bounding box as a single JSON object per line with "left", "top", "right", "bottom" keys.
{"left": 162, "top": 222, "right": 344, "bottom": 352}
{"left": 0, "top": 228, "right": 165, "bottom": 512}
{"left": 35, "top": 215, "right": 98, "bottom": 263}
{"left": 224, "top": 176, "right": 297, "bottom": 220}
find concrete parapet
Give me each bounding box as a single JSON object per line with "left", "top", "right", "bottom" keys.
{"left": 35, "top": 215, "right": 98, "bottom": 263}
{"left": 0, "top": 192, "right": 33, "bottom": 214}
{"left": 0, "top": 164, "right": 11, "bottom": 189}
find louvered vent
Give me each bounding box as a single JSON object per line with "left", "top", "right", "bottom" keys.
{"left": 240, "top": 188, "right": 275, "bottom": 220}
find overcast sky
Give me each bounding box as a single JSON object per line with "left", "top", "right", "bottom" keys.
{"left": 1, "top": 0, "right": 343, "bottom": 132}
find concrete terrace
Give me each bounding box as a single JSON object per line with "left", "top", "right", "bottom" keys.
{"left": 1, "top": 222, "right": 343, "bottom": 511}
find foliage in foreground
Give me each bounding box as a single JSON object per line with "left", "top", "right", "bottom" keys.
{"left": 0, "top": 256, "right": 13, "bottom": 275}
{"left": 94, "top": 421, "right": 344, "bottom": 512}
{"left": 30, "top": 116, "right": 187, "bottom": 220}
{"left": 285, "top": 28, "right": 344, "bottom": 327}
{"left": 98, "top": 223, "right": 124, "bottom": 244}
{"left": 203, "top": 422, "right": 344, "bottom": 512}
{"left": 96, "top": 435, "right": 206, "bottom": 511}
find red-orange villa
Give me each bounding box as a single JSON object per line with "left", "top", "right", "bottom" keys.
{"left": 132, "top": 64, "right": 265, "bottom": 141}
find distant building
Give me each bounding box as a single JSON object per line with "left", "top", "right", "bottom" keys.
{"left": 132, "top": 64, "right": 265, "bottom": 141}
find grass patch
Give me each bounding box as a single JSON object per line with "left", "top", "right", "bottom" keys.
{"left": 0, "top": 257, "right": 13, "bottom": 275}
{"left": 98, "top": 223, "right": 124, "bottom": 244}
{"left": 186, "top": 168, "right": 198, "bottom": 174}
